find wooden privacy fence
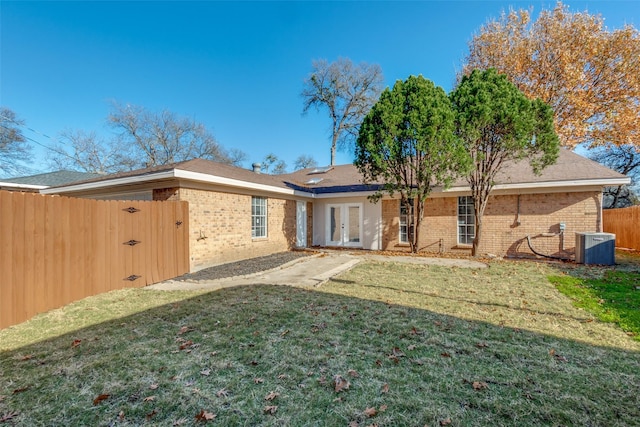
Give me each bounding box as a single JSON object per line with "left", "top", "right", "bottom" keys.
{"left": 603, "top": 205, "right": 640, "bottom": 251}
{"left": 0, "top": 191, "right": 189, "bottom": 329}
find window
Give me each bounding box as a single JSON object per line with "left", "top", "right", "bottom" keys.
{"left": 252, "top": 196, "right": 267, "bottom": 238}
{"left": 399, "top": 199, "right": 414, "bottom": 244}
{"left": 457, "top": 196, "right": 475, "bottom": 245}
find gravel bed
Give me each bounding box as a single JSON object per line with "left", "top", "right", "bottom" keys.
{"left": 173, "top": 251, "right": 314, "bottom": 281}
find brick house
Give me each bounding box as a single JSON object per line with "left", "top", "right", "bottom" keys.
{"left": 43, "top": 149, "right": 629, "bottom": 271}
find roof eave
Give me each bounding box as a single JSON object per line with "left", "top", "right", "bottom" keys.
{"left": 173, "top": 169, "right": 313, "bottom": 197}
{"left": 0, "top": 182, "right": 49, "bottom": 190}
{"left": 443, "top": 177, "right": 631, "bottom": 193}
{"left": 41, "top": 170, "right": 177, "bottom": 194}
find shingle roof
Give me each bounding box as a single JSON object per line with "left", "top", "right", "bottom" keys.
{"left": 1, "top": 170, "right": 102, "bottom": 187}
{"left": 44, "top": 149, "right": 628, "bottom": 195}
{"left": 282, "top": 149, "right": 627, "bottom": 193}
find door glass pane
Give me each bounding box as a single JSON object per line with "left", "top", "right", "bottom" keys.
{"left": 330, "top": 206, "right": 341, "bottom": 242}
{"left": 348, "top": 206, "right": 360, "bottom": 243}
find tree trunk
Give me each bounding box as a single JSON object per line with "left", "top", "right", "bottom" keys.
{"left": 412, "top": 198, "right": 424, "bottom": 254}
{"left": 330, "top": 131, "right": 338, "bottom": 166}
{"left": 472, "top": 217, "right": 482, "bottom": 257}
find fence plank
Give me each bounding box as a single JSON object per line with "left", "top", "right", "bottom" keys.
{"left": 12, "top": 193, "right": 25, "bottom": 323}
{"left": 0, "top": 191, "right": 189, "bottom": 329}
{"left": 603, "top": 206, "right": 640, "bottom": 251}
{"left": 0, "top": 191, "right": 14, "bottom": 329}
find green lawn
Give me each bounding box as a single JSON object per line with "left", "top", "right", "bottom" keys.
{"left": 1, "top": 257, "right": 639, "bottom": 426}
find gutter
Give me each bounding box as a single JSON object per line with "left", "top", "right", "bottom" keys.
{"left": 0, "top": 182, "right": 48, "bottom": 190}
{"left": 40, "top": 168, "right": 631, "bottom": 200}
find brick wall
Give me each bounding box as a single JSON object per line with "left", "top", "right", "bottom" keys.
{"left": 155, "top": 187, "right": 298, "bottom": 271}
{"left": 382, "top": 191, "right": 602, "bottom": 258}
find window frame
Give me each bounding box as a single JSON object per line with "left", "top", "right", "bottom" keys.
{"left": 457, "top": 196, "right": 475, "bottom": 245}
{"left": 399, "top": 199, "right": 414, "bottom": 244}
{"left": 251, "top": 196, "right": 267, "bottom": 239}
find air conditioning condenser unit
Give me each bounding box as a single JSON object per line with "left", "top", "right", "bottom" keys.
{"left": 575, "top": 232, "right": 615, "bottom": 265}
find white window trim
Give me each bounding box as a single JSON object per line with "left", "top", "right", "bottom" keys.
{"left": 457, "top": 196, "right": 475, "bottom": 245}
{"left": 252, "top": 196, "right": 268, "bottom": 239}
{"left": 399, "top": 199, "right": 414, "bottom": 244}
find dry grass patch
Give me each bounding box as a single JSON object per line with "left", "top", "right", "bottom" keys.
{"left": 325, "top": 260, "right": 639, "bottom": 350}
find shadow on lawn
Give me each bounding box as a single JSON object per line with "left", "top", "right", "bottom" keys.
{"left": 1, "top": 283, "right": 639, "bottom": 426}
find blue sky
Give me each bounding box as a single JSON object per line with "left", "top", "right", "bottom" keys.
{"left": 1, "top": 1, "right": 638, "bottom": 176}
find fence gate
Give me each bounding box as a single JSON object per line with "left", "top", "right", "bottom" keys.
{"left": 0, "top": 191, "right": 189, "bottom": 329}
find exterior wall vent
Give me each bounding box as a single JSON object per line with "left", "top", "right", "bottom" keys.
{"left": 575, "top": 232, "right": 615, "bottom": 265}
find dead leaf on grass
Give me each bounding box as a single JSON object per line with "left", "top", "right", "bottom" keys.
{"left": 118, "top": 411, "right": 125, "bottom": 421}
{"left": 264, "top": 405, "right": 278, "bottom": 415}
{"left": 195, "top": 409, "right": 216, "bottom": 422}
{"left": 348, "top": 422, "right": 359, "bottom": 427}
{"left": 216, "top": 388, "right": 229, "bottom": 398}
{"left": 333, "top": 375, "right": 350, "bottom": 393}
{"left": 19, "top": 354, "right": 33, "bottom": 361}
{"left": 146, "top": 409, "right": 157, "bottom": 419}
{"left": 347, "top": 369, "right": 359, "bottom": 378}
{"left": 441, "top": 352, "right": 451, "bottom": 358}
{"left": 12, "top": 386, "right": 29, "bottom": 395}
{"left": 381, "top": 383, "right": 389, "bottom": 394}
{"left": 71, "top": 339, "right": 82, "bottom": 348}
{"left": 93, "top": 394, "right": 110, "bottom": 405}
{"left": 173, "top": 418, "right": 187, "bottom": 426}
{"left": 200, "top": 369, "right": 211, "bottom": 376}
{"left": 264, "top": 391, "right": 280, "bottom": 401}
{"left": 177, "top": 326, "right": 193, "bottom": 335}
{"left": 179, "top": 340, "right": 194, "bottom": 350}
{"left": 391, "top": 347, "right": 404, "bottom": 357}
{"left": 440, "top": 417, "right": 452, "bottom": 425}
{"left": 0, "top": 411, "right": 19, "bottom": 423}
{"left": 143, "top": 396, "right": 156, "bottom": 402}
{"left": 407, "top": 344, "right": 417, "bottom": 351}
{"left": 149, "top": 383, "right": 159, "bottom": 390}
{"left": 476, "top": 342, "right": 488, "bottom": 348}
{"left": 363, "top": 407, "right": 377, "bottom": 417}
{"left": 254, "top": 378, "right": 264, "bottom": 384}
{"left": 379, "top": 404, "right": 387, "bottom": 412}
{"left": 277, "top": 374, "right": 287, "bottom": 379}
{"left": 472, "top": 381, "right": 488, "bottom": 391}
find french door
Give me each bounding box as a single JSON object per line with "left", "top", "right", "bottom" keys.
{"left": 326, "top": 203, "right": 362, "bottom": 247}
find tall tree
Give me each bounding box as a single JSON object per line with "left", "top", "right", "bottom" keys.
{"left": 451, "top": 68, "right": 559, "bottom": 256}
{"left": 0, "top": 107, "right": 32, "bottom": 177}
{"left": 293, "top": 154, "right": 317, "bottom": 171}
{"left": 302, "top": 58, "right": 384, "bottom": 165}
{"left": 48, "top": 129, "right": 137, "bottom": 174}
{"left": 356, "top": 75, "right": 469, "bottom": 253}
{"left": 589, "top": 144, "right": 640, "bottom": 208}
{"left": 463, "top": 2, "right": 640, "bottom": 149}
{"left": 109, "top": 103, "right": 237, "bottom": 168}
{"left": 51, "top": 103, "right": 245, "bottom": 173}
{"left": 261, "top": 153, "right": 287, "bottom": 174}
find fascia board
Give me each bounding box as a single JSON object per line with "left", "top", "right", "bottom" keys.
{"left": 314, "top": 190, "right": 379, "bottom": 199}
{"left": 0, "top": 182, "right": 48, "bottom": 190}
{"left": 40, "top": 170, "right": 177, "bottom": 194}
{"left": 173, "top": 170, "right": 313, "bottom": 198}
{"left": 441, "top": 178, "right": 631, "bottom": 193}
